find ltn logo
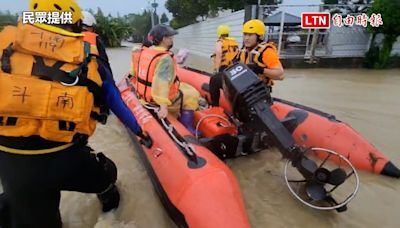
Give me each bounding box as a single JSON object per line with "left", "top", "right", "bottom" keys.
{"left": 301, "top": 13, "right": 331, "bottom": 29}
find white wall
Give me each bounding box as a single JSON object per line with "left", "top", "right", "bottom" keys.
{"left": 174, "top": 10, "right": 245, "bottom": 58}
{"left": 327, "top": 25, "right": 371, "bottom": 57}
{"left": 173, "top": 8, "right": 400, "bottom": 59}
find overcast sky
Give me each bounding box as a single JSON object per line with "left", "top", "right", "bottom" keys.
{"left": 1, "top": 0, "right": 322, "bottom": 17}
{"left": 1, "top": 0, "right": 171, "bottom": 16}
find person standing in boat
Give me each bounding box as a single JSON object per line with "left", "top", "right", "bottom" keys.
{"left": 209, "top": 25, "right": 239, "bottom": 107}
{"left": 237, "top": 19, "right": 284, "bottom": 98}
{"left": 131, "top": 24, "right": 201, "bottom": 135}
{"left": 0, "top": 0, "right": 152, "bottom": 227}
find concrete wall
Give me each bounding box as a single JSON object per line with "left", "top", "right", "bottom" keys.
{"left": 174, "top": 10, "right": 245, "bottom": 58}
{"left": 173, "top": 8, "right": 399, "bottom": 61}
{"left": 326, "top": 25, "right": 371, "bottom": 57}
{"left": 327, "top": 26, "right": 400, "bottom": 57}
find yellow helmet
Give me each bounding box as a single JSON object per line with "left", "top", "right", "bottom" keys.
{"left": 28, "top": 0, "right": 83, "bottom": 36}
{"left": 217, "top": 25, "right": 230, "bottom": 37}
{"left": 29, "top": 0, "right": 83, "bottom": 24}
{"left": 242, "top": 19, "right": 265, "bottom": 36}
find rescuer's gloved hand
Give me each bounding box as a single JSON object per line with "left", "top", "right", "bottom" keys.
{"left": 137, "top": 130, "right": 153, "bottom": 148}
{"left": 247, "top": 64, "right": 264, "bottom": 74}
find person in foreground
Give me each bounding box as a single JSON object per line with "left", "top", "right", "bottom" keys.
{"left": 0, "top": 0, "right": 152, "bottom": 227}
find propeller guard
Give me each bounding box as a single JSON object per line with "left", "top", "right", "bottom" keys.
{"left": 284, "top": 147, "right": 360, "bottom": 212}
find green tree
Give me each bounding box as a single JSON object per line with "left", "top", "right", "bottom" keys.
{"left": 324, "top": 0, "right": 372, "bottom": 15}
{"left": 365, "top": 0, "right": 400, "bottom": 68}
{"left": 93, "top": 8, "right": 133, "bottom": 47}
{"left": 166, "top": 0, "right": 281, "bottom": 28}
{"left": 126, "top": 10, "right": 152, "bottom": 42}
{"left": 0, "top": 11, "right": 18, "bottom": 30}
{"left": 160, "top": 13, "right": 169, "bottom": 24}
{"left": 166, "top": 0, "right": 209, "bottom": 28}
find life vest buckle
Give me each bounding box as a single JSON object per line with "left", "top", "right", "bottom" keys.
{"left": 60, "top": 75, "right": 79, "bottom": 86}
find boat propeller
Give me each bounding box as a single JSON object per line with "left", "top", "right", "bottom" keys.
{"left": 284, "top": 147, "right": 360, "bottom": 212}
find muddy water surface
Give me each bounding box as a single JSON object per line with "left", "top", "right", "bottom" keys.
{"left": 2, "top": 45, "right": 399, "bottom": 228}
{"left": 63, "top": 46, "right": 400, "bottom": 228}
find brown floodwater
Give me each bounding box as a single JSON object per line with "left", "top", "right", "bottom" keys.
{"left": 2, "top": 45, "right": 399, "bottom": 228}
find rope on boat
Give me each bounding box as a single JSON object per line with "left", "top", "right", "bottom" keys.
{"left": 144, "top": 104, "right": 196, "bottom": 157}
{"left": 194, "top": 114, "right": 232, "bottom": 139}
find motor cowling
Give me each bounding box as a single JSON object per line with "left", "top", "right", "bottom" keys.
{"left": 222, "top": 63, "right": 272, "bottom": 123}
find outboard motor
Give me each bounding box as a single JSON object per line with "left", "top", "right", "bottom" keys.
{"left": 221, "top": 63, "right": 359, "bottom": 212}
{"left": 222, "top": 63, "right": 294, "bottom": 155}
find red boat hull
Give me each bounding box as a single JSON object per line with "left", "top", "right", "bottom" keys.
{"left": 118, "top": 80, "right": 250, "bottom": 228}
{"left": 176, "top": 66, "right": 400, "bottom": 177}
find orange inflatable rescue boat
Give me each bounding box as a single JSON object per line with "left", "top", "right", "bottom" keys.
{"left": 118, "top": 78, "right": 250, "bottom": 228}
{"left": 177, "top": 66, "right": 400, "bottom": 178}
{"left": 118, "top": 63, "right": 398, "bottom": 227}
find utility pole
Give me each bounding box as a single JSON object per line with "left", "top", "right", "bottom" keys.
{"left": 151, "top": 0, "right": 159, "bottom": 27}
{"left": 150, "top": 10, "right": 154, "bottom": 28}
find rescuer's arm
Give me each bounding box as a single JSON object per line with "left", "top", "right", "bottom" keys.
{"left": 261, "top": 48, "right": 284, "bottom": 80}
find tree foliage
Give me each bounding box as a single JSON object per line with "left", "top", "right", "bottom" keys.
{"left": 166, "top": 0, "right": 280, "bottom": 29}
{"left": 0, "top": 11, "right": 18, "bottom": 30}
{"left": 125, "top": 11, "right": 153, "bottom": 42}
{"left": 92, "top": 8, "right": 134, "bottom": 47}
{"left": 323, "top": 0, "right": 372, "bottom": 14}
{"left": 160, "top": 13, "right": 169, "bottom": 24}
{"left": 84, "top": 8, "right": 153, "bottom": 46}
{"left": 365, "top": 0, "right": 400, "bottom": 68}
{"left": 166, "top": 0, "right": 209, "bottom": 28}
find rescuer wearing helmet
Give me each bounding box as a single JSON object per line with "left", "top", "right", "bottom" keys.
{"left": 209, "top": 25, "right": 239, "bottom": 107}
{"left": 238, "top": 19, "right": 284, "bottom": 93}
{"left": 0, "top": 1, "right": 152, "bottom": 227}
{"left": 81, "top": 10, "right": 110, "bottom": 65}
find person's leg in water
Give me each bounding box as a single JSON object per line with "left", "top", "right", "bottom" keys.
{"left": 60, "top": 147, "right": 120, "bottom": 213}
{"left": 95, "top": 153, "right": 120, "bottom": 212}
{"left": 0, "top": 151, "right": 65, "bottom": 228}
{"left": 209, "top": 72, "right": 224, "bottom": 107}
{"left": 0, "top": 192, "right": 10, "bottom": 228}
{"left": 0, "top": 144, "right": 120, "bottom": 228}
{"left": 1, "top": 187, "right": 62, "bottom": 228}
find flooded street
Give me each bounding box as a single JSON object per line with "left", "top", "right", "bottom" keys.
{"left": 2, "top": 45, "right": 399, "bottom": 228}
{"left": 57, "top": 46, "right": 400, "bottom": 228}
{"left": 228, "top": 67, "right": 400, "bottom": 227}
{"left": 183, "top": 51, "right": 400, "bottom": 227}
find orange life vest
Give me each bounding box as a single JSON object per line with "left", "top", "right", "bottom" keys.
{"left": 0, "top": 23, "right": 107, "bottom": 145}
{"left": 217, "top": 37, "right": 239, "bottom": 68}
{"left": 131, "top": 47, "right": 179, "bottom": 103}
{"left": 82, "top": 31, "right": 99, "bottom": 56}
{"left": 237, "top": 42, "right": 277, "bottom": 86}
